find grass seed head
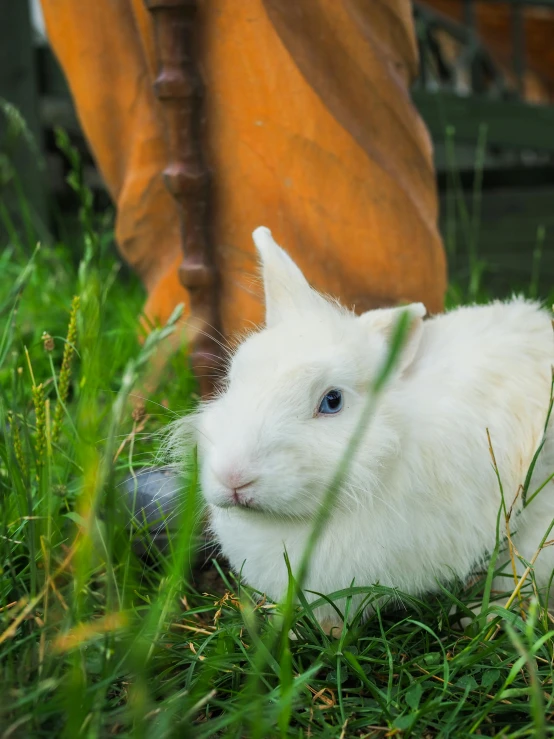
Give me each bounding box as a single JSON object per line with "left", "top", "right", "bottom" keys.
{"left": 42, "top": 332, "right": 55, "bottom": 352}
{"left": 32, "top": 382, "right": 46, "bottom": 474}
{"left": 52, "top": 295, "right": 80, "bottom": 444}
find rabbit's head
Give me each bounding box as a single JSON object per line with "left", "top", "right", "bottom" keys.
{"left": 196, "top": 228, "right": 426, "bottom": 518}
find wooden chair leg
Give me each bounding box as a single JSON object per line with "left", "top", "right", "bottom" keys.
{"left": 144, "top": 0, "right": 222, "bottom": 397}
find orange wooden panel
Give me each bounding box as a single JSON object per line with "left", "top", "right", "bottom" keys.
{"left": 40, "top": 0, "right": 446, "bottom": 348}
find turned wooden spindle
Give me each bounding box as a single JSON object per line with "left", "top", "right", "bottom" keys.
{"left": 145, "top": 0, "right": 221, "bottom": 396}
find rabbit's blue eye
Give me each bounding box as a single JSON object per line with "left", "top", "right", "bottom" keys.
{"left": 318, "top": 389, "right": 343, "bottom": 415}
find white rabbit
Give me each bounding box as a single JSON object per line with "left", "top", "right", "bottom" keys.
{"left": 173, "top": 226, "right": 554, "bottom": 634}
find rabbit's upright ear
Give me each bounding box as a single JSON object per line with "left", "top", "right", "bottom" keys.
{"left": 360, "top": 303, "right": 427, "bottom": 373}
{"left": 252, "top": 227, "right": 324, "bottom": 327}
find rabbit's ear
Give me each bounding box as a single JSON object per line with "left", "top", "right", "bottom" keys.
{"left": 252, "top": 227, "right": 323, "bottom": 327}
{"left": 360, "top": 303, "right": 427, "bottom": 372}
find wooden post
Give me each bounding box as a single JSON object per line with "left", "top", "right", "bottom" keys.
{"left": 144, "top": 0, "right": 222, "bottom": 396}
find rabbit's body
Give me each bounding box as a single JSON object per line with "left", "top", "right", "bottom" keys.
{"left": 184, "top": 228, "right": 554, "bottom": 630}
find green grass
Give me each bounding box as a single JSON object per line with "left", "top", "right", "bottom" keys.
{"left": 1, "top": 143, "right": 554, "bottom": 738}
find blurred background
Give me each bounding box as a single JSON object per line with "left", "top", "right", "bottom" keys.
{"left": 1, "top": 0, "right": 554, "bottom": 300}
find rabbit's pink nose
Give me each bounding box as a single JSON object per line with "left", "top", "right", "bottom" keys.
{"left": 214, "top": 467, "right": 257, "bottom": 496}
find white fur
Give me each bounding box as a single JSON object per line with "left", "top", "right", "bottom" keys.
{"left": 175, "top": 227, "right": 554, "bottom": 629}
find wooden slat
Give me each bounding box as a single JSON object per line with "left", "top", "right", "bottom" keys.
{"left": 413, "top": 90, "right": 554, "bottom": 152}
{"left": 441, "top": 185, "right": 554, "bottom": 295}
